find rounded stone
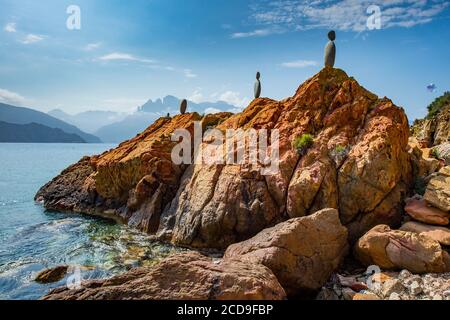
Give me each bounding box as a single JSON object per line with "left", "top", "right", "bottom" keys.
{"left": 180, "top": 99, "right": 187, "bottom": 115}
{"left": 254, "top": 72, "right": 261, "bottom": 99}
{"left": 328, "top": 30, "right": 336, "bottom": 41}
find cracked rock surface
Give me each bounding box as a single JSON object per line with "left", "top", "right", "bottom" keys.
{"left": 36, "top": 68, "right": 412, "bottom": 249}
{"left": 42, "top": 251, "right": 286, "bottom": 300}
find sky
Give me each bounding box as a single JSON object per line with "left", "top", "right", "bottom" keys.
{"left": 0, "top": 0, "right": 449, "bottom": 121}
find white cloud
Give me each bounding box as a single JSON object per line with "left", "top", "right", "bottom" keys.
{"left": 217, "top": 91, "right": 250, "bottom": 109}
{"left": 205, "top": 107, "right": 222, "bottom": 114}
{"left": 98, "top": 52, "right": 155, "bottom": 63}
{"left": 248, "top": 0, "right": 449, "bottom": 32}
{"left": 188, "top": 89, "right": 204, "bottom": 103}
{"left": 281, "top": 60, "right": 318, "bottom": 68}
{"left": 231, "top": 28, "right": 284, "bottom": 38}
{"left": 189, "top": 89, "right": 250, "bottom": 110}
{"left": 0, "top": 88, "right": 28, "bottom": 106}
{"left": 20, "top": 34, "right": 45, "bottom": 44}
{"left": 102, "top": 98, "right": 147, "bottom": 113}
{"left": 4, "top": 23, "right": 16, "bottom": 33}
{"left": 184, "top": 69, "right": 197, "bottom": 78}
{"left": 84, "top": 42, "right": 102, "bottom": 51}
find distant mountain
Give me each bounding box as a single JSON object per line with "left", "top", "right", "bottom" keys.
{"left": 138, "top": 95, "right": 238, "bottom": 114}
{"left": 94, "top": 112, "right": 161, "bottom": 143}
{"left": 0, "top": 103, "right": 101, "bottom": 143}
{"left": 95, "top": 96, "right": 238, "bottom": 143}
{"left": 48, "top": 109, "right": 125, "bottom": 133}
{"left": 0, "top": 121, "right": 86, "bottom": 143}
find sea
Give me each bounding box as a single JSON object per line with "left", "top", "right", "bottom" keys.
{"left": 0, "top": 143, "right": 177, "bottom": 300}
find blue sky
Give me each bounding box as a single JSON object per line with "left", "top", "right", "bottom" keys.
{"left": 0, "top": 0, "right": 449, "bottom": 121}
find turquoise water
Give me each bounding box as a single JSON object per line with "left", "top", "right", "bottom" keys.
{"left": 0, "top": 143, "right": 177, "bottom": 300}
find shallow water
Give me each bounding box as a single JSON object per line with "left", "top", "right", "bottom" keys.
{"left": 0, "top": 143, "right": 178, "bottom": 300}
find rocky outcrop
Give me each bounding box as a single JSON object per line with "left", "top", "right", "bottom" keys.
{"left": 35, "top": 157, "right": 100, "bottom": 215}
{"left": 400, "top": 221, "right": 450, "bottom": 246}
{"left": 159, "top": 68, "right": 411, "bottom": 247}
{"left": 408, "top": 138, "right": 441, "bottom": 179}
{"left": 424, "top": 166, "right": 450, "bottom": 213}
{"left": 412, "top": 104, "right": 450, "bottom": 147}
{"left": 36, "top": 68, "right": 412, "bottom": 248}
{"left": 36, "top": 112, "right": 232, "bottom": 231}
{"left": 354, "top": 225, "right": 450, "bottom": 274}
{"left": 432, "top": 143, "right": 450, "bottom": 165}
{"left": 224, "top": 209, "right": 348, "bottom": 296}
{"left": 42, "top": 252, "right": 286, "bottom": 300}
{"left": 35, "top": 266, "right": 69, "bottom": 284}
{"left": 318, "top": 269, "right": 450, "bottom": 300}
{"left": 405, "top": 197, "right": 449, "bottom": 226}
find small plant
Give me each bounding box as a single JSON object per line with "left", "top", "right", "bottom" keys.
{"left": 329, "top": 144, "right": 350, "bottom": 166}
{"left": 293, "top": 134, "right": 314, "bottom": 155}
{"left": 334, "top": 144, "right": 346, "bottom": 154}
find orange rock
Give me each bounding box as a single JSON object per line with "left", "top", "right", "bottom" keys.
{"left": 37, "top": 68, "right": 413, "bottom": 248}
{"left": 42, "top": 252, "right": 286, "bottom": 300}
{"left": 353, "top": 293, "right": 381, "bottom": 300}
{"left": 162, "top": 68, "right": 412, "bottom": 247}
{"left": 424, "top": 166, "right": 450, "bottom": 213}
{"left": 405, "top": 197, "right": 449, "bottom": 226}
{"left": 354, "top": 225, "right": 450, "bottom": 274}
{"left": 224, "top": 209, "right": 348, "bottom": 295}
{"left": 400, "top": 221, "right": 450, "bottom": 246}
{"left": 408, "top": 137, "right": 440, "bottom": 178}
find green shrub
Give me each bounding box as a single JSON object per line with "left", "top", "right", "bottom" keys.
{"left": 427, "top": 91, "right": 450, "bottom": 119}
{"left": 334, "top": 144, "right": 346, "bottom": 154}
{"left": 329, "top": 144, "right": 350, "bottom": 166}
{"left": 293, "top": 134, "right": 314, "bottom": 155}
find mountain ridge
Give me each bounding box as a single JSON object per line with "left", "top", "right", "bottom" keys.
{"left": 0, "top": 103, "right": 101, "bottom": 143}
{"left": 92, "top": 96, "right": 239, "bottom": 143}
{"left": 0, "top": 121, "right": 86, "bottom": 143}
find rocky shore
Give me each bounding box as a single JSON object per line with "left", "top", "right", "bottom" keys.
{"left": 36, "top": 67, "right": 450, "bottom": 300}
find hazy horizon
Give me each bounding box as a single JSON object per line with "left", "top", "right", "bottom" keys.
{"left": 1, "top": 0, "right": 449, "bottom": 121}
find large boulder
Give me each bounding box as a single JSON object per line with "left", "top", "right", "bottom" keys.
{"left": 424, "top": 166, "right": 450, "bottom": 213}
{"left": 35, "top": 266, "right": 69, "bottom": 284}
{"left": 224, "top": 209, "right": 348, "bottom": 296}
{"left": 42, "top": 252, "right": 286, "bottom": 300}
{"left": 405, "top": 197, "right": 449, "bottom": 226}
{"left": 408, "top": 138, "right": 440, "bottom": 179}
{"left": 400, "top": 221, "right": 450, "bottom": 246}
{"left": 354, "top": 225, "right": 450, "bottom": 274}
{"left": 432, "top": 143, "right": 450, "bottom": 165}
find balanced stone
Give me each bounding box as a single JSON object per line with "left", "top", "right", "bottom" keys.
{"left": 324, "top": 30, "right": 336, "bottom": 67}
{"left": 180, "top": 99, "right": 187, "bottom": 115}
{"left": 254, "top": 72, "right": 261, "bottom": 99}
